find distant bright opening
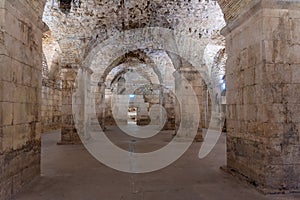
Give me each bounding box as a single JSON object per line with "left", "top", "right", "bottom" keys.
{"left": 221, "top": 82, "right": 226, "bottom": 91}
{"left": 129, "top": 94, "right": 135, "bottom": 99}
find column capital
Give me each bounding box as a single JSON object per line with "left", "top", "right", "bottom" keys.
{"left": 221, "top": 0, "right": 300, "bottom": 36}
{"left": 173, "top": 67, "right": 199, "bottom": 81}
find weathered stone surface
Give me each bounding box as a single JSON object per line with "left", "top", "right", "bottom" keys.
{"left": 224, "top": 0, "right": 300, "bottom": 194}
{"left": 59, "top": 68, "right": 81, "bottom": 144}
{"left": 3, "top": 0, "right": 300, "bottom": 199}
{"left": 41, "top": 51, "right": 62, "bottom": 132}
{"left": 42, "top": 0, "right": 226, "bottom": 143}
{"left": 0, "top": 0, "right": 46, "bottom": 199}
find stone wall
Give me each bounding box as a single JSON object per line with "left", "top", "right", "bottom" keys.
{"left": 224, "top": 0, "right": 300, "bottom": 193}
{"left": 41, "top": 83, "right": 62, "bottom": 133}
{"left": 0, "top": 0, "right": 46, "bottom": 199}
{"left": 41, "top": 31, "right": 62, "bottom": 133}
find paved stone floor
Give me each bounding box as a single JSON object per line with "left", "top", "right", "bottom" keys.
{"left": 12, "top": 127, "right": 300, "bottom": 200}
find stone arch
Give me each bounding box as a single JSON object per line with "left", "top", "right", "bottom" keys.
{"left": 107, "top": 64, "right": 160, "bottom": 89}
{"left": 77, "top": 26, "right": 226, "bottom": 154}
{"left": 101, "top": 49, "right": 164, "bottom": 85}
{"left": 85, "top": 28, "right": 208, "bottom": 82}
{"left": 8, "top": 0, "right": 300, "bottom": 198}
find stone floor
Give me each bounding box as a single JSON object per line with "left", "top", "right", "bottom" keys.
{"left": 12, "top": 127, "right": 300, "bottom": 200}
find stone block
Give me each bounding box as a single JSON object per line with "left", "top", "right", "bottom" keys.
{"left": 288, "top": 43, "right": 300, "bottom": 64}
{"left": 22, "top": 65, "right": 32, "bottom": 87}
{"left": 291, "top": 65, "right": 300, "bottom": 83}
{"left": 4, "top": 10, "right": 29, "bottom": 45}
{"left": 283, "top": 84, "right": 300, "bottom": 104}
{"left": 1, "top": 81, "right": 15, "bottom": 102}
{"left": 0, "top": 102, "right": 13, "bottom": 126}
{"left": 255, "top": 83, "right": 284, "bottom": 104}
{"left": 11, "top": 59, "right": 23, "bottom": 85}
{"left": 248, "top": 43, "right": 262, "bottom": 67}
{"left": 262, "top": 16, "right": 289, "bottom": 41}
{"left": 226, "top": 89, "right": 238, "bottom": 105}
{"left": 14, "top": 85, "right": 27, "bottom": 103}
{"left": 2, "top": 125, "right": 13, "bottom": 152}
{"left": 290, "top": 18, "right": 300, "bottom": 44}
{"left": 0, "top": 55, "right": 12, "bottom": 82}
{"left": 13, "top": 103, "right": 27, "bottom": 125}
{"left": 242, "top": 86, "right": 256, "bottom": 104}
{"left": 13, "top": 124, "right": 31, "bottom": 150}
{"left": 243, "top": 68, "right": 255, "bottom": 86}
{"left": 265, "top": 64, "right": 292, "bottom": 84}
{"left": 287, "top": 104, "right": 300, "bottom": 123}
{"left": 226, "top": 73, "right": 238, "bottom": 91}
{"left": 243, "top": 104, "right": 257, "bottom": 121}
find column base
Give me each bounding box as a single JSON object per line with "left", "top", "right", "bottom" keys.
{"left": 194, "top": 133, "right": 203, "bottom": 142}
{"left": 220, "top": 166, "right": 300, "bottom": 195}
{"left": 59, "top": 128, "right": 82, "bottom": 145}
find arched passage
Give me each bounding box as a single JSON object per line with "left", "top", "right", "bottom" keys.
{"left": 100, "top": 51, "right": 164, "bottom": 127}
{"left": 0, "top": 0, "right": 229, "bottom": 198}
{"left": 2, "top": 1, "right": 300, "bottom": 200}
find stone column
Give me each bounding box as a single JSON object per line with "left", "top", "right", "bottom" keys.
{"left": 162, "top": 91, "right": 176, "bottom": 130}
{"left": 104, "top": 89, "right": 115, "bottom": 126}
{"left": 194, "top": 72, "right": 204, "bottom": 142}
{"left": 95, "top": 82, "right": 106, "bottom": 130}
{"left": 111, "top": 94, "right": 129, "bottom": 125}
{"left": 223, "top": 0, "right": 300, "bottom": 193}
{"left": 60, "top": 67, "right": 81, "bottom": 144}
{"left": 135, "top": 95, "right": 149, "bottom": 126}
{"left": 137, "top": 103, "right": 150, "bottom": 126}
{"left": 174, "top": 68, "right": 203, "bottom": 142}
{"left": 0, "top": 1, "right": 46, "bottom": 199}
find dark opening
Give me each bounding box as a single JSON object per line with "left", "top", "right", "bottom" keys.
{"left": 59, "top": 0, "right": 81, "bottom": 14}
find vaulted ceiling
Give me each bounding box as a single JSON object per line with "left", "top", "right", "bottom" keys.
{"left": 43, "top": 0, "right": 226, "bottom": 67}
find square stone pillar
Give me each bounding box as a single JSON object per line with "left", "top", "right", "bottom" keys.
{"left": 137, "top": 102, "right": 150, "bottom": 126}
{"left": 223, "top": 0, "right": 300, "bottom": 193}
{"left": 94, "top": 82, "right": 106, "bottom": 130}
{"left": 174, "top": 68, "right": 203, "bottom": 142}
{"left": 60, "top": 68, "right": 81, "bottom": 144}
{"left": 0, "top": 1, "right": 46, "bottom": 199}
